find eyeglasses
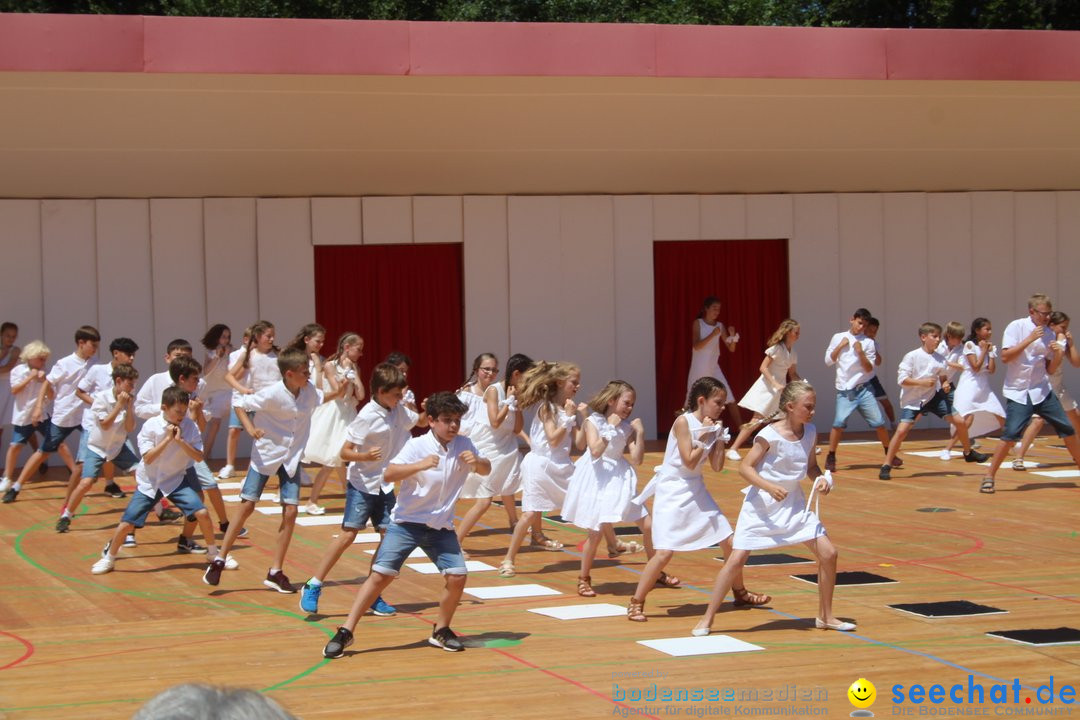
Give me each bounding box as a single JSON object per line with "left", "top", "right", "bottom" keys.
{"left": 1032, "top": 309, "right": 1051, "bottom": 317}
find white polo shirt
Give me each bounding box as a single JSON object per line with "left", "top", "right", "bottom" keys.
{"left": 825, "top": 331, "right": 877, "bottom": 390}
{"left": 86, "top": 389, "right": 133, "bottom": 460}
{"left": 135, "top": 372, "right": 207, "bottom": 421}
{"left": 897, "top": 347, "right": 947, "bottom": 410}
{"left": 1001, "top": 317, "right": 1055, "bottom": 404}
{"left": 236, "top": 381, "right": 322, "bottom": 477}
{"left": 345, "top": 400, "right": 420, "bottom": 495}
{"left": 134, "top": 414, "right": 202, "bottom": 498}
{"left": 79, "top": 363, "right": 116, "bottom": 430}
{"left": 10, "top": 364, "right": 49, "bottom": 426}
{"left": 389, "top": 432, "right": 480, "bottom": 531}
{"left": 47, "top": 353, "right": 93, "bottom": 428}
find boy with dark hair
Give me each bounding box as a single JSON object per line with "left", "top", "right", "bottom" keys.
{"left": 864, "top": 318, "right": 896, "bottom": 428}
{"left": 323, "top": 391, "right": 490, "bottom": 658}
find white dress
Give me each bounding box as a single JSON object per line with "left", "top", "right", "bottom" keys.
{"left": 952, "top": 341, "right": 1006, "bottom": 438}
{"left": 632, "top": 413, "right": 732, "bottom": 551}
{"left": 739, "top": 343, "right": 797, "bottom": 416}
{"left": 563, "top": 414, "right": 647, "bottom": 532}
{"left": 687, "top": 318, "right": 733, "bottom": 393}
{"left": 302, "top": 360, "right": 358, "bottom": 467}
{"left": 520, "top": 403, "right": 576, "bottom": 513}
{"left": 1049, "top": 342, "right": 1078, "bottom": 412}
{"left": 461, "top": 384, "right": 523, "bottom": 499}
{"left": 733, "top": 423, "right": 825, "bottom": 551}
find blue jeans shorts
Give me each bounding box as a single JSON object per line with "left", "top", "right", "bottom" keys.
{"left": 10, "top": 422, "right": 46, "bottom": 446}
{"left": 42, "top": 421, "right": 80, "bottom": 453}
{"left": 240, "top": 464, "right": 300, "bottom": 505}
{"left": 868, "top": 376, "right": 888, "bottom": 400}
{"left": 833, "top": 383, "right": 886, "bottom": 429}
{"left": 899, "top": 390, "right": 954, "bottom": 423}
{"left": 81, "top": 442, "right": 139, "bottom": 480}
{"left": 229, "top": 408, "right": 254, "bottom": 430}
{"left": 1002, "top": 393, "right": 1076, "bottom": 442}
{"left": 372, "top": 521, "right": 467, "bottom": 577}
{"left": 120, "top": 479, "right": 205, "bottom": 528}
{"left": 187, "top": 461, "right": 218, "bottom": 490}
{"left": 342, "top": 485, "right": 395, "bottom": 531}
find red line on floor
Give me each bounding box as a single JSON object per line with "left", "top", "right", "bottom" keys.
{"left": 0, "top": 630, "right": 35, "bottom": 671}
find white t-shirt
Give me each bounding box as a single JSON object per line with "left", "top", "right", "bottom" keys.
{"left": 10, "top": 364, "right": 48, "bottom": 426}
{"left": 937, "top": 340, "right": 965, "bottom": 384}
{"left": 134, "top": 414, "right": 202, "bottom": 498}
{"left": 79, "top": 363, "right": 116, "bottom": 430}
{"left": 237, "top": 381, "right": 322, "bottom": 476}
{"left": 87, "top": 389, "right": 133, "bottom": 460}
{"left": 135, "top": 372, "right": 207, "bottom": 421}
{"left": 824, "top": 331, "right": 877, "bottom": 390}
{"left": 47, "top": 353, "right": 94, "bottom": 428}
{"left": 1001, "top": 317, "right": 1055, "bottom": 404}
{"left": 388, "top": 432, "right": 480, "bottom": 531}
{"left": 345, "top": 400, "right": 419, "bottom": 494}
{"left": 897, "top": 347, "right": 947, "bottom": 410}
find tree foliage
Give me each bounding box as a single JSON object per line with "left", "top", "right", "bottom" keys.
{"left": 3, "top": 0, "right": 1078, "bottom": 29}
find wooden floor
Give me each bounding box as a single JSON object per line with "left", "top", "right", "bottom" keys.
{"left": 2, "top": 432, "right": 1078, "bottom": 719}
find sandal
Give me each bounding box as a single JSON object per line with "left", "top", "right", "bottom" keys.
{"left": 607, "top": 541, "right": 643, "bottom": 558}
{"left": 577, "top": 576, "right": 597, "bottom": 597}
{"left": 655, "top": 571, "right": 681, "bottom": 588}
{"left": 498, "top": 560, "right": 516, "bottom": 577}
{"left": 732, "top": 586, "right": 772, "bottom": 607}
{"left": 627, "top": 597, "right": 647, "bottom": 622}
{"left": 531, "top": 534, "right": 564, "bottom": 551}
{"left": 1011, "top": 458, "right": 1026, "bottom": 472}
{"left": 980, "top": 477, "right": 996, "bottom": 494}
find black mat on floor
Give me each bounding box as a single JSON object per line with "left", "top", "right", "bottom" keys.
{"left": 791, "top": 571, "right": 897, "bottom": 586}
{"left": 546, "top": 515, "right": 568, "bottom": 524}
{"left": 986, "top": 628, "right": 1080, "bottom": 646}
{"left": 493, "top": 500, "right": 523, "bottom": 507}
{"left": 890, "top": 600, "right": 1006, "bottom": 618}
{"left": 916, "top": 507, "right": 956, "bottom": 513}
{"left": 613, "top": 526, "right": 641, "bottom": 536}
{"left": 716, "top": 553, "right": 814, "bottom": 566}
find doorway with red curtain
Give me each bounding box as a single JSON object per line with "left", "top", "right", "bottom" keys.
{"left": 653, "top": 239, "right": 790, "bottom": 434}
{"left": 313, "top": 244, "right": 465, "bottom": 404}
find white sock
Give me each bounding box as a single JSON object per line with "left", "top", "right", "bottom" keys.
{"left": 270, "top": 567, "right": 281, "bottom": 574}
{"left": 61, "top": 509, "right": 72, "bottom": 519}
{"left": 12, "top": 481, "right": 21, "bottom": 492}
{"left": 308, "top": 577, "right": 323, "bottom": 586}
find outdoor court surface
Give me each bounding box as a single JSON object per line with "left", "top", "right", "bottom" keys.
{"left": 2, "top": 432, "right": 1077, "bottom": 719}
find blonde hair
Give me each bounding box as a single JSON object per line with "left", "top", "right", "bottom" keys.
{"left": 1028, "top": 293, "right": 1052, "bottom": 311}
{"left": 766, "top": 319, "right": 799, "bottom": 349}
{"left": 517, "top": 361, "right": 580, "bottom": 409}
{"left": 19, "top": 340, "right": 50, "bottom": 362}
{"left": 944, "top": 321, "right": 965, "bottom": 340}
{"left": 587, "top": 380, "right": 635, "bottom": 415}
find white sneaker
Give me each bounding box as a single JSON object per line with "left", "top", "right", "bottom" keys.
{"left": 217, "top": 464, "right": 234, "bottom": 480}
{"left": 305, "top": 503, "right": 326, "bottom": 516}
{"left": 725, "top": 449, "right": 741, "bottom": 461}
{"left": 91, "top": 555, "right": 115, "bottom": 574}
{"left": 122, "top": 533, "right": 137, "bottom": 548}
{"left": 939, "top": 449, "right": 952, "bottom": 461}
{"left": 0, "top": 477, "right": 10, "bottom": 493}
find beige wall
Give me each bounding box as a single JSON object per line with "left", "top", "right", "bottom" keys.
{"left": 2, "top": 191, "right": 1078, "bottom": 450}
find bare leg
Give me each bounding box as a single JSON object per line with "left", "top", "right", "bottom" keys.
{"left": 1063, "top": 433, "right": 1080, "bottom": 469}
{"left": 503, "top": 510, "right": 537, "bottom": 567}
{"left": 202, "top": 417, "right": 222, "bottom": 463}
{"left": 579, "top": 530, "right": 602, "bottom": 582}
{"left": 101, "top": 520, "right": 136, "bottom": 560}
{"left": 948, "top": 414, "right": 974, "bottom": 454}
{"left": 456, "top": 496, "right": 493, "bottom": 546}
{"left": 879, "top": 397, "right": 896, "bottom": 426}
{"left": 637, "top": 515, "right": 655, "bottom": 559}
{"left": 724, "top": 401, "right": 743, "bottom": 431}
{"left": 308, "top": 466, "right": 333, "bottom": 507}
{"left": 204, "top": 486, "right": 229, "bottom": 526}
{"left": 693, "top": 548, "right": 751, "bottom": 633}
{"left": 729, "top": 413, "right": 763, "bottom": 453}
{"left": 219, "top": 500, "right": 257, "bottom": 558}
{"left": 629, "top": 549, "right": 673, "bottom": 610}
{"left": 3, "top": 441, "right": 23, "bottom": 479}
{"left": 13, "top": 449, "right": 48, "bottom": 488}
{"left": 341, "top": 572, "right": 395, "bottom": 632}
{"left": 272, "top": 503, "right": 299, "bottom": 570}
{"left": 827, "top": 428, "right": 842, "bottom": 454}
{"left": 499, "top": 494, "right": 519, "bottom": 527}
{"left": 805, "top": 536, "right": 841, "bottom": 624}
{"left": 1016, "top": 416, "right": 1044, "bottom": 460}
{"left": 435, "top": 573, "right": 467, "bottom": 630}
{"left": 946, "top": 415, "right": 975, "bottom": 452}
{"left": 883, "top": 421, "right": 913, "bottom": 465}
{"left": 193, "top": 509, "right": 219, "bottom": 557}
{"left": 225, "top": 427, "right": 241, "bottom": 472}
{"left": 312, "top": 528, "right": 360, "bottom": 582}
{"left": 64, "top": 475, "right": 98, "bottom": 518}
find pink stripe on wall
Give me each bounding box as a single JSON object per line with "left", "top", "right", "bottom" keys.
{"left": 1, "top": 13, "right": 1079, "bottom": 81}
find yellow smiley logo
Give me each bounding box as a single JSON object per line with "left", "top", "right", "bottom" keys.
{"left": 848, "top": 678, "right": 876, "bottom": 709}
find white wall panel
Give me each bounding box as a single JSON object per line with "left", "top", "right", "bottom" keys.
{"left": 882, "top": 194, "right": 929, "bottom": 421}
{"left": 559, "top": 196, "right": 616, "bottom": 400}
{"left": 149, "top": 199, "right": 206, "bottom": 371}
{"left": 1014, "top": 193, "right": 1058, "bottom": 305}
{"left": 927, "top": 193, "right": 973, "bottom": 327}
{"left": 463, "top": 196, "right": 510, "bottom": 366}
{"left": 653, "top": 195, "right": 700, "bottom": 241}
{"left": 746, "top": 194, "right": 793, "bottom": 240}
{"left": 971, "top": 192, "right": 1015, "bottom": 332}
{"left": 0, "top": 201, "right": 44, "bottom": 342}
{"left": 96, "top": 200, "right": 155, "bottom": 380}
{"left": 508, "top": 196, "right": 561, "bottom": 360}
{"left": 414, "top": 196, "right": 463, "bottom": 245}
{"left": 311, "top": 197, "right": 362, "bottom": 246}
{"left": 1056, "top": 191, "right": 1080, "bottom": 394}
{"left": 204, "top": 198, "right": 259, "bottom": 339}
{"left": 256, "top": 198, "right": 315, "bottom": 340}
{"left": 700, "top": 195, "right": 746, "bottom": 239}
{"left": 838, "top": 194, "right": 885, "bottom": 318}
{"left": 40, "top": 200, "right": 98, "bottom": 359}
{"left": 361, "top": 197, "right": 412, "bottom": 245}
{"left": 613, "top": 195, "right": 657, "bottom": 438}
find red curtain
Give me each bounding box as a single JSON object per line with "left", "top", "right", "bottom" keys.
{"left": 653, "top": 239, "right": 790, "bottom": 433}
{"left": 313, "top": 244, "right": 465, "bottom": 404}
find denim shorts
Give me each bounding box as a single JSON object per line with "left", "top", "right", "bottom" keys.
{"left": 372, "top": 521, "right": 467, "bottom": 577}
{"left": 81, "top": 442, "right": 139, "bottom": 480}
{"left": 10, "top": 422, "right": 46, "bottom": 446}
{"left": 899, "top": 390, "right": 954, "bottom": 423}
{"left": 832, "top": 383, "right": 886, "bottom": 429}
{"left": 42, "top": 421, "right": 80, "bottom": 453}
{"left": 120, "top": 481, "right": 205, "bottom": 528}
{"left": 240, "top": 464, "right": 300, "bottom": 505}
{"left": 187, "top": 461, "right": 218, "bottom": 490}
{"left": 229, "top": 408, "right": 254, "bottom": 430}
{"left": 1002, "top": 393, "right": 1076, "bottom": 442}
{"left": 342, "top": 485, "right": 395, "bottom": 531}
{"left": 867, "top": 376, "right": 888, "bottom": 400}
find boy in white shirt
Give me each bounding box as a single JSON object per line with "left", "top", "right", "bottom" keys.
{"left": 299, "top": 363, "right": 427, "bottom": 616}
{"left": 822, "top": 309, "right": 893, "bottom": 472}
{"left": 57, "top": 363, "right": 139, "bottom": 532}
{"left": 91, "top": 386, "right": 219, "bottom": 576}
{"left": 879, "top": 323, "right": 989, "bottom": 480}
{"left": 1, "top": 341, "right": 52, "bottom": 493}
{"left": 203, "top": 348, "right": 322, "bottom": 592}
{"left": 864, "top": 318, "right": 897, "bottom": 428}
{"left": 323, "top": 391, "right": 490, "bottom": 658}
{"left": 4, "top": 326, "right": 98, "bottom": 503}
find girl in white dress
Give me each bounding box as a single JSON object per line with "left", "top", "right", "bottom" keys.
{"left": 457, "top": 353, "right": 534, "bottom": 555}
{"left": 224, "top": 320, "right": 281, "bottom": 474}
{"left": 687, "top": 296, "right": 742, "bottom": 430}
{"left": 730, "top": 319, "right": 801, "bottom": 458}
{"left": 692, "top": 380, "right": 854, "bottom": 636}
{"left": 499, "top": 361, "right": 585, "bottom": 577}
{"left": 564, "top": 381, "right": 653, "bottom": 597}
{"left": 304, "top": 332, "right": 365, "bottom": 514}
{"left": 199, "top": 324, "right": 234, "bottom": 466}
{"left": 940, "top": 318, "right": 1005, "bottom": 460}
{"left": 1015, "top": 312, "right": 1080, "bottom": 467}
{"left": 626, "top": 377, "right": 770, "bottom": 622}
